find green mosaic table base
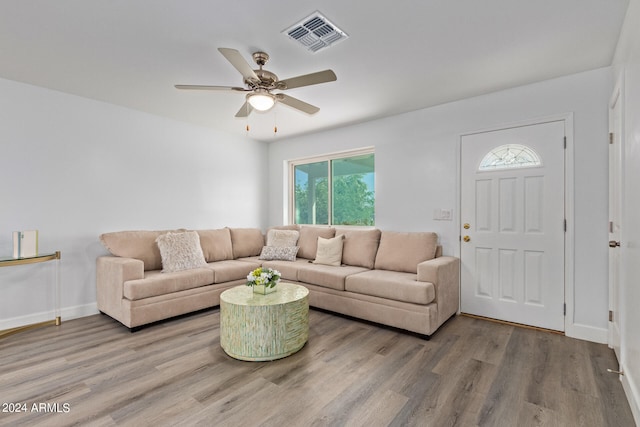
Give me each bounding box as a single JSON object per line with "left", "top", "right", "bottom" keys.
{"left": 220, "top": 283, "right": 309, "bottom": 361}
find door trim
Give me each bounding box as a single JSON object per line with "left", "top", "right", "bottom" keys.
{"left": 456, "top": 113, "right": 586, "bottom": 339}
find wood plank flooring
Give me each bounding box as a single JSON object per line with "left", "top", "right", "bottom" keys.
{"left": 0, "top": 309, "right": 635, "bottom": 426}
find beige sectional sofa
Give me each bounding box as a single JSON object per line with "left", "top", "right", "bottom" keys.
{"left": 96, "top": 226, "right": 460, "bottom": 336}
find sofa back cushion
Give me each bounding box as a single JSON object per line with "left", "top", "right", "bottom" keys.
{"left": 100, "top": 230, "right": 166, "bottom": 271}
{"left": 229, "top": 228, "right": 265, "bottom": 258}
{"left": 297, "top": 226, "right": 336, "bottom": 260}
{"left": 196, "top": 228, "right": 234, "bottom": 262}
{"left": 374, "top": 231, "right": 438, "bottom": 273}
{"left": 335, "top": 228, "right": 381, "bottom": 269}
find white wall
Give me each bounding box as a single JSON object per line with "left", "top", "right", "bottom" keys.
{"left": 612, "top": 0, "right": 640, "bottom": 422}
{"left": 0, "top": 77, "right": 268, "bottom": 329}
{"left": 268, "top": 67, "right": 612, "bottom": 343}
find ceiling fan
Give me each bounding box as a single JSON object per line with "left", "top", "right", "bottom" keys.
{"left": 175, "top": 48, "right": 337, "bottom": 117}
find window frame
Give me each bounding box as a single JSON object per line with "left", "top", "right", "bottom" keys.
{"left": 288, "top": 147, "right": 375, "bottom": 226}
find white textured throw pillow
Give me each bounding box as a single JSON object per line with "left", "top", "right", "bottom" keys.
{"left": 156, "top": 231, "right": 207, "bottom": 273}
{"left": 313, "top": 235, "right": 344, "bottom": 266}
{"left": 266, "top": 229, "right": 300, "bottom": 247}
{"left": 259, "top": 246, "right": 299, "bottom": 261}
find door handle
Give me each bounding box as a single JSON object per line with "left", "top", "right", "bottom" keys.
{"left": 463, "top": 235, "right": 471, "bottom": 242}
{"left": 609, "top": 240, "right": 621, "bottom": 248}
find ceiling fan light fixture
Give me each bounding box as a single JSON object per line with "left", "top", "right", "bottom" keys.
{"left": 247, "top": 90, "right": 275, "bottom": 111}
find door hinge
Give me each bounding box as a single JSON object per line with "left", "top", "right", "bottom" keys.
{"left": 564, "top": 219, "right": 567, "bottom": 232}
{"left": 564, "top": 136, "right": 567, "bottom": 149}
{"left": 609, "top": 132, "right": 614, "bottom": 145}
{"left": 609, "top": 310, "right": 613, "bottom": 322}
{"left": 563, "top": 303, "right": 566, "bottom": 316}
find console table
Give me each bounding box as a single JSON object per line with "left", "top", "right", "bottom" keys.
{"left": 0, "top": 251, "right": 61, "bottom": 338}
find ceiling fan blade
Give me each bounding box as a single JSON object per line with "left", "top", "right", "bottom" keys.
{"left": 174, "top": 84, "right": 248, "bottom": 91}
{"left": 218, "top": 48, "right": 259, "bottom": 83}
{"left": 278, "top": 70, "right": 337, "bottom": 90}
{"left": 235, "top": 101, "right": 254, "bottom": 118}
{"left": 276, "top": 94, "right": 320, "bottom": 114}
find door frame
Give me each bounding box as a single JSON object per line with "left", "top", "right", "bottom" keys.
{"left": 457, "top": 113, "right": 575, "bottom": 335}
{"left": 608, "top": 75, "right": 624, "bottom": 357}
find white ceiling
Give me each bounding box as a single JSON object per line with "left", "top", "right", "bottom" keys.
{"left": 0, "top": 1, "right": 629, "bottom": 142}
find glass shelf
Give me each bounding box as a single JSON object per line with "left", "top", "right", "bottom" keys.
{"left": 0, "top": 252, "right": 60, "bottom": 266}
{"left": 0, "top": 251, "right": 61, "bottom": 338}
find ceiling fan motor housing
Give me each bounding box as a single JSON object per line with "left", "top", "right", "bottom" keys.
{"left": 246, "top": 69, "right": 278, "bottom": 88}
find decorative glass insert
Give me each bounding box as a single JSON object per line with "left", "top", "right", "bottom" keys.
{"left": 478, "top": 144, "right": 541, "bottom": 171}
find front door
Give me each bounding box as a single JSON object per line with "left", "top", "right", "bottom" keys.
{"left": 460, "top": 121, "right": 566, "bottom": 331}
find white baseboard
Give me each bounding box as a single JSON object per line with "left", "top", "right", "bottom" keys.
{"left": 0, "top": 303, "right": 99, "bottom": 331}
{"left": 565, "top": 322, "right": 608, "bottom": 344}
{"left": 621, "top": 366, "right": 640, "bottom": 426}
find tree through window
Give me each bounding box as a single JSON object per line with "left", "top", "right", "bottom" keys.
{"left": 292, "top": 150, "right": 375, "bottom": 226}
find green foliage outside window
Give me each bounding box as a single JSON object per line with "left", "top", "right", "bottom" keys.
{"left": 294, "top": 153, "right": 374, "bottom": 226}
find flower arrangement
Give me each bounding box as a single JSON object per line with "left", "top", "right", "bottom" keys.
{"left": 246, "top": 267, "right": 281, "bottom": 290}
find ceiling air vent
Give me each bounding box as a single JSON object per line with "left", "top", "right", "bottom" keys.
{"left": 283, "top": 11, "right": 348, "bottom": 53}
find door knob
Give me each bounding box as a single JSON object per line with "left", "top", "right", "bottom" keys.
{"left": 609, "top": 240, "right": 621, "bottom": 248}
{"left": 463, "top": 235, "right": 471, "bottom": 242}
{"left": 463, "top": 223, "right": 470, "bottom": 229}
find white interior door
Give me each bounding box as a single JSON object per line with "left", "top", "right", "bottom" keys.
{"left": 460, "top": 121, "right": 566, "bottom": 331}
{"left": 608, "top": 86, "right": 622, "bottom": 359}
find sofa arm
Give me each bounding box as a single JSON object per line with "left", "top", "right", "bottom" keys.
{"left": 417, "top": 256, "right": 460, "bottom": 327}
{"left": 96, "top": 256, "right": 144, "bottom": 318}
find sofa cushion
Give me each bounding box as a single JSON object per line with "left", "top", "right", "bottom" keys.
{"left": 261, "top": 259, "right": 310, "bottom": 281}
{"left": 156, "top": 231, "right": 208, "bottom": 273}
{"left": 229, "top": 228, "right": 265, "bottom": 258}
{"left": 259, "top": 246, "right": 299, "bottom": 261}
{"left": 100, "top": 230, "right": 167, "bottom": 271}
{"left": 123, "top": 268, "right": 214, "bottom": 300}
{"left": 345, "top": 270, "right": 435, "bottom": 305}
{"left": 297, "top": 226, "right": 336, "bottom": 260}
{"left": 313, "top": 235, "right": 344, "bottom": 266}
{"left": 297, "top": 264, "right": 369, "bottom": 291}
{"left": 206, "top": 259, "right": 260, "bottom": 283}
{"left": 265, "top": 229, "right": 300, "bottom": 247}
{"left": 196, "top": 228, "right": 233, "bottom": 262}
{"left": 335, "top": 228, "right": 381, "bottom": 269}
{"left": 374, "top": 231, "right": 438, "bottom": 273}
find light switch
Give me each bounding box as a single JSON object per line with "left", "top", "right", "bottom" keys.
{"left": 434, "top": 209, "right": 453, "bottom": 220}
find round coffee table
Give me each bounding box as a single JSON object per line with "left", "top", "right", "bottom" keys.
{"left": 219, "top": 282, "right": 309, "bottom": 361}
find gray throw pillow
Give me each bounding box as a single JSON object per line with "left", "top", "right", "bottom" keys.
{"left": 258, "top": 246, "right": 299, "bottom": 261}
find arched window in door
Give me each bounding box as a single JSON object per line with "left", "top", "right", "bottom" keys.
{"left": 478, "top": 144, "right": 542, "bottom": 171}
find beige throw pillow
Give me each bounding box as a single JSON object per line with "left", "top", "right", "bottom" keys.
{"left": 297, "top": 226, "right": 336, "bottom": 259}
{"left": 266, "top": 229, "right": 300, "bottom": 247}
{"left": 313, "top": 235, "right": 344, "bottom": 266}
{"left": 156, "top": 231, "right": 207, "bottom": 273}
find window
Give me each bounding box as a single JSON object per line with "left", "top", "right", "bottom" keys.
{"left": 291, "top": 149, "right": 374, "bottom": 226}
{"left": 478, "top": 144, "right": 541, "bottom": 171}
